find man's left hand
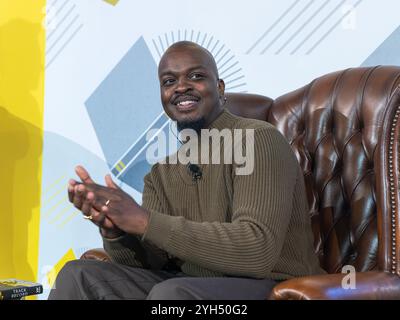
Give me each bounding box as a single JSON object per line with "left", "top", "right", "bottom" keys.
{"left": 83, "top": 174, "right": 150, "bottom": 236}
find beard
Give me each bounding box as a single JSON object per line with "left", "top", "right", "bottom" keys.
{"left": 177, "top": 117, "right": 206, "bottom": 134}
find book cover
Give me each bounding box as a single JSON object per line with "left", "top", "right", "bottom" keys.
{"left": 0, "top": 279, "right": 43, "bottom": 300}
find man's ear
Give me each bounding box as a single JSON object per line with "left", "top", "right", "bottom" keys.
{"left": 217, "top": 78, "right": 225, "bottom": 97}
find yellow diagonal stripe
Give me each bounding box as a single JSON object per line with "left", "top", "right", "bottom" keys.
{"left": 0, "top": 0, "right": 46, "bottom": 286}
{"left": 103, "top": 0, "right": 120, "bottom": 6}
{"left": 118, "top": 161, "right": 126, "bottom": 169}
{"left": 58, "top": 211, "right": 79, "bottom": 230}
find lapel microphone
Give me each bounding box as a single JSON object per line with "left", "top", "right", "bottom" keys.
{"left": 169, "top": 121, "right": 203, "bottom": 181}
{"left": 187, "top": 163, "right": 202, "bottom": 181}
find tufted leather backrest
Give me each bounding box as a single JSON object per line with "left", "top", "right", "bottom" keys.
{"left": 226, "top": 66, "right": 400, "bottom": 275}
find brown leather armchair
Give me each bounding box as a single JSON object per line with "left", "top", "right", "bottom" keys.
{"left": 81, "top": 66, "right": 400, "bottom": 299}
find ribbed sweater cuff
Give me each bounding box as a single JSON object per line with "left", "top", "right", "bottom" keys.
{"left": 102, "top": 234, "right": 129, "bottom": 251}
{"left": 141, "top": 210, "right": 174, "bottom": 250}
{"left": 102, "top": 234, "right": 139, "bottom": 265}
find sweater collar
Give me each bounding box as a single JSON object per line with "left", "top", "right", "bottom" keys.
{"left": 207, "top": 107, "right": 239, "bottom": 131}
{"left": 174, "top": 107, "right": 239, "bottom": 185}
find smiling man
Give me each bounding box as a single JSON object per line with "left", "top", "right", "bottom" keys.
{"left": 48, "top": 41, "right": 323, "bottom": 300}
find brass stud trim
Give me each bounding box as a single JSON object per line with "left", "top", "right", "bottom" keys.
{"left": 388, "top": 105, "right": 400, "bottom": 273}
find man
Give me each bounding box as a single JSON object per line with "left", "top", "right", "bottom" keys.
{"left": 49, "top": 41, "right": 323, "bottom": 300}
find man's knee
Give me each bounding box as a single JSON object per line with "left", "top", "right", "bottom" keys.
{"left": 49, "top": 260, "right": 92, "bottom": 299}
{"left": 147, "top": 278, "right": 200, "bottom": 300}
{"left": 57, "top": 260, "right": 88, "bottom": 277}
{"left": 54, "top": 259, "right": 101, "bottom": 288}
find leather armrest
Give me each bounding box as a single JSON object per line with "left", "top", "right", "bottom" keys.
{"left": 270, "top": 271, "right": 400, "bottom": 300}
{"left": 80, "top": 248, "right": 111, "bottom": 262}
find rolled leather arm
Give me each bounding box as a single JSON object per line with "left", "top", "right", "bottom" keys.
{"left": 80, "top": 248, "right": 111, "bottom": 262}
{"left": 270, "top": 271, "right": 400, "bottom": 300}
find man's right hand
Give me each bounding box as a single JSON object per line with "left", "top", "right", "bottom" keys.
{"left": 68, "top": 165, "right": 125, "bottom": 239}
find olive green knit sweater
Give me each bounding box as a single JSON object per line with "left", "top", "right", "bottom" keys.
{"left": 102, "top": 108, "right": 323, "bottom": 280}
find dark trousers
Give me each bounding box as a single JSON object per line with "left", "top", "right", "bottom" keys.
{"left": 48, "top": 259, "right": 276, "bottom": 300}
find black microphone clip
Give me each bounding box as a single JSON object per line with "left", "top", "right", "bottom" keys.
{"left": 187, "top": 163, "right": 202, "bottom": 181}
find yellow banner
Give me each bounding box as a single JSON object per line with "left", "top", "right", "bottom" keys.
{"left": 0, "top": 0, "right": 46, "bottom": 283}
